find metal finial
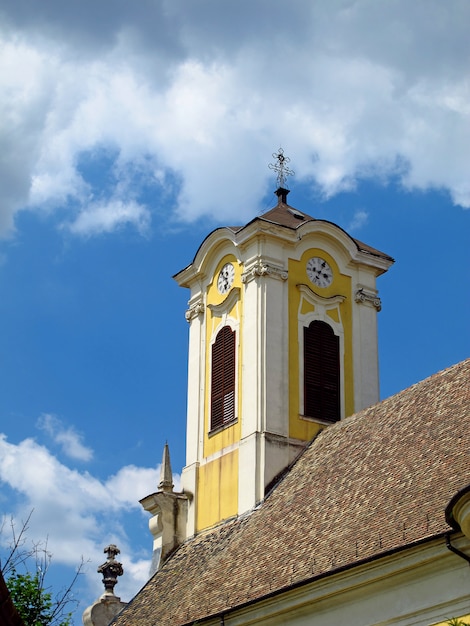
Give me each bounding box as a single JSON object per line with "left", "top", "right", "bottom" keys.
{"left": 268, "top": 148, "right": 295, "bottom": 188}
{"left": 97, "top": 544, "right": 124, "bottom": 596}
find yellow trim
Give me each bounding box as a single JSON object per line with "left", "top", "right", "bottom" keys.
{"left": 204, "top": 254, "right": 243, "bottom": 457}
{"left": 196, "top": 254, "right": 243, "bottom": 531}
{"left": 432, "top": 616, "right": 470, "bottom": 625}
{"left": 327, "top": 308, "right": 340, "bottom": 323}
{"left": 300, "top": 299, "right": 315, "bottom": 316}
{"left": 288, "top": 247, "right": 354, "bottom": 441}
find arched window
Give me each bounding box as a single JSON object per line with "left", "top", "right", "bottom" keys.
{"left": 304, "top": 320, "right": 340, "bottom": 423}
{"left": 211, "top": 326, "right": 236, "bottom": 430}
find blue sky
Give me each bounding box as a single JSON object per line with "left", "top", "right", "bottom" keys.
{"left": 0, "top": 1, "right": 469, "bottom": 623}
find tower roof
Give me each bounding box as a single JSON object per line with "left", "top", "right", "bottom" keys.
{"left": 174, "top": 192, "right": 393, "bottom": 285}
{"left": 235, "top": 190, "right": 393, "bottom": 263}
{"left": 111, "top": 359, "right": 470, "bottom": 626}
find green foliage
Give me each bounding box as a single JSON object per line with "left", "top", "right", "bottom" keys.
{"left": 447, "top": 619, "right": 470, "bottom": 626}
{"left": 1, "top": 513, "right": 82, "bottom": 626}
{"left": 7, "top": 569, "right": 72, "bottom": 626}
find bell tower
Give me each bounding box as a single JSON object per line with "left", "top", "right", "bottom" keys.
{"left": 175, "top": 154, "right": 394, "bottom": 536}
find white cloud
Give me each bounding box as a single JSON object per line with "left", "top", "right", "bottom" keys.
{"left": 0, "top": 1, "right": 469, "bottom": 239}
{"left": 65, "top": 199, "right": 151, "bottom": 237}
{"left": 37, "top": 413, "right": 93, "bottom": 461}
{"left": 347, "top": 210, "right": 369, "bottom": 233}
{"left": 0, "top": 433, "right": 180, "bottom": 604}
{"left": 106, "top": 464, "right": 181, "bottom": 508}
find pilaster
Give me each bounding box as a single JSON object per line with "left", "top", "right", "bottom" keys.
{"left": 185, "top": 294, "right": 205, "bottom": 466}
{"left": 352, "top": 283, "right": 381, "bottom": 411}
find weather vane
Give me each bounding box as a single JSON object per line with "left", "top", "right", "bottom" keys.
{"left": 268, "top": 148, "right": 295, "bottom": 188}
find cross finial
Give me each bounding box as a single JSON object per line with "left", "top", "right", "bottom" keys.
{"left": 268, "top": 148, "right": 295, "bottom": 188}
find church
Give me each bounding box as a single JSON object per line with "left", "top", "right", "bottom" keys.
{"left": 102, "top": 157, "right": 470, "bottom": 626}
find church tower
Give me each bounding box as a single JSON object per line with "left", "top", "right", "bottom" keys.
{"left": 174, "top": 153, "right": 394, "bottom": 536}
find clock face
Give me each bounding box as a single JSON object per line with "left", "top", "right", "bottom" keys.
{"left": 306, "top": 257, "right": 333, "bottom": 288}
{"left": 217, "top": 263, "right": 235, "bottom": 294}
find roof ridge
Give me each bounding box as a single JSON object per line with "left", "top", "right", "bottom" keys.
{"left": 340, "top": 357, "right": 470, "bottom": 425}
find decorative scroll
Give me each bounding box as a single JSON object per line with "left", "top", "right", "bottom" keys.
{"left": 207, "top": 287, "right": 240, "bottom": 318}
{"left": 297, "top": 283, "right": 346, "bottom": 311}
{"left": 185, "top": 300, "right": 205, "bottom": 322}
{"left": 355, "top": 288, "right": 382, "bottom": 311}
{"left": 241, "top": 259, "right": 288, "bottom": 284}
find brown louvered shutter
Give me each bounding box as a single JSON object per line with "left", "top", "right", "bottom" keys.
{"left": 211, "top": 326, "right": 236, "bottom": 430}
{"left": 304, "top": 320, "right": 340, "bottom": 422}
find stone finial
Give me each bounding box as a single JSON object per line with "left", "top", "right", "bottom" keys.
{"left": 97, "top": 545, "right": 123, "bottom": 596}
{"left": 140, "top": 443, "right": 188, "bottom": 576}
{"left": 158, "top": 442, "right": 174, "bottom": 492}
{"left": 82, "top": 545, "right": 127, "bottom": 626}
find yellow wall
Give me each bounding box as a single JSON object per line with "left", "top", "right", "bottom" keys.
{"left": 195, "top": 241, "right": 357, "bottom": 530}
{"left": 196, "top": 254, "right": 243, "bottom": 531}
{"left": 196, "top": 449, "right": 239, "bottom": 531}
{"left": 433, "top": 616, "right": 470, "bottom": 625}
{"left": 288, "top": 245, "right": 354, "bottom": 441}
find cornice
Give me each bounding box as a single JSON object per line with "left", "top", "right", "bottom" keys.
{"left": 350, "top": 248, "right": 395, "bottom": 275}
{"left": 235, "top": 221, "right": 299, "bottom": 248}
{"left": 226, "top": 535, "right": 460, "bottom": 626}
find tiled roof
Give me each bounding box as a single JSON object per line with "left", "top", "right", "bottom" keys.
{"left": 233, "top": 200, "right": 393, "bottom": 262}
{"left": 258, "top": 201, "right": 314, "bottom": 229}
{"left": 176, "top": 198, "right": 392, "bottom": 280}
{"left": 112, "top": 359, "right": 470, "bottom": 625}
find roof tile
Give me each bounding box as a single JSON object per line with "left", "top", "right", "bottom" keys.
{"left": 113, "top": 359, "right": 470, "bottom": 625}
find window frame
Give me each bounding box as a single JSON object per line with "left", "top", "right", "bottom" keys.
{"left": 303, "top": 320, "right": 341, "bottom": 423}
{"left": 296, "top": 285, "right": 345, "bottom": 424}
{"left": 209, "top": 324, "right": 237, "bottom": 432}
